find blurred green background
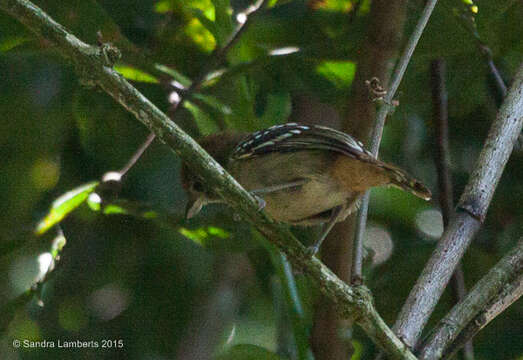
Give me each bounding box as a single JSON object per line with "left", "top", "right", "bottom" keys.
{"left": 0, "top": 0, "right": 521, "bottom": 359}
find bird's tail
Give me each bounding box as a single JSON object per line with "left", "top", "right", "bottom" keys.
{"left": 381, "top": 163, "right": 432, "bottom": 201}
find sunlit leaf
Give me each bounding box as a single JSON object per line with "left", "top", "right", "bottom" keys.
{"left": 192, "top": 8, "right": 220, "bottom": 39}
{"left": 154, "top": 0, "right": 173, "bottom": 13}
{"left": 351, "top": 339, "right": 363, "bottom": 360}
{"left": 179, "top": 226, "right": 230, "bottom": 247}
{"left": 310, "top": 0, "right": 354, "bottom": 12}
{"left": 102, "top": 204, "right": 128, "bottom": 215}
{"left": 215, "top": 344, "right": 285, "bottom": 360}
{"left": 316, "top": 60, "right": 356, "bottom": 89}
{"left": 185, "top": 17, "right": 217, "bottom": 52}
{"left": 179, "top": 227, "right": 209, "bottom": 245}
{"left": 35, "top": 182, "right": 99, "bottom": 235}
{"left": 206, "top": 226, "right": 229, "bottom": 239}
{"left": 91, "top": 198, "right": 160, "bottom": 219}
{"left": 189, "top": 0, "right": 216, "bottom": 20}
{"left": 114, "top": 65, "right": 159, "bottom": 84}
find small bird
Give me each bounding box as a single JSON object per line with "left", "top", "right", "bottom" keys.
{"left": 181, "top": 123, "right": 431, "bottom": 254}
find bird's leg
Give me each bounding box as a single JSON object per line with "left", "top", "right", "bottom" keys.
{"left": 252, "top": 195, "right": 266, "bottom": 211}
{"left": 249, "top": 179, "right": 307, "bottom": 211}
{"left": 306, "top": 204, "right": 346, "bottom": 256}
{"left": 250, "top": 179, "right": 307, "bottom": 196}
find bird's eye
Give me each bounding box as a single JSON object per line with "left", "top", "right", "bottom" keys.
{"left": 192, "top": 181, "right": 204, "bottom": 192}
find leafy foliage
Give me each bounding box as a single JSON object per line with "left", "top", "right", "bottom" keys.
{"left": 0, "top": 0, "right": 521, "bottom": 359}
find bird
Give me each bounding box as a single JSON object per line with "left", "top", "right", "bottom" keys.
{"left": 181, "top": 123, "right": 431, "bottom": 254}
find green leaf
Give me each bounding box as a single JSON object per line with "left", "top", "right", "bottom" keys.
{"left": 193, "top": 93, "right": 232, "bottom": 114}
{"left": 312, "top": 0, "right": 354, "bottom": 12}
{"left": 179, "top": 226, "right": 230, "bottom": 247}
{"left": 191, "top": 8, "right": 220, "bottom": 41}
{"left": 114, "top": 65, "right": 159, "bottom": 84}
{"left": 154, "top": 64, "right": 193, "bottom": 87}
{"left": 102, "top": 204, "right": 128, "bottom": 215}
{"left": 316, "top": 60, "right": 356, "bottom": 89}
{"left": 211, "top": 0, "right": 233, "bottom": 45}
{"left": 215, "top": 344, "right": 285, "bottom": 360}
{"left": 185, "top": 16, "right": 217, "bottom": 52}
{"left": 35, "top": 182, "right": 99, "bottom": 235}
{"left": 90, "top": 198, "right": 160, "bottom": 219}
{"left": 154, "top": 0, "right": 174, "bottom": 13}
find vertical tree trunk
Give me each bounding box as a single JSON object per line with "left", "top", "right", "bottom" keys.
{"left": 310, "top": 1, "right": 408, "bottom": 359}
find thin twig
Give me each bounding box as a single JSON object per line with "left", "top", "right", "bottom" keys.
{"left": 118, "top": 0, "right": 269, "bottom": 177}
{"left": 442, "top": 270, "right": 522, "bottom": 359}
{"left": 430, "top": 60, "right": 453, "bottom": 225}
{"left": 454, "top": 2, "right": 508, "bottom": 99}
{"left": 270, "top": 250, "right": 314, "bottom": 360}
{"left": 0, "top": 228, "right": 66, "bottom": 335}
{"left": 0, "top": 1, "right": 418, "bottom": 357}
{"left": 430, "top": 59, "right": 474, "bottom": 360}
{"left": 352, "top": 0, "right": 440, "bottom": 283}
{"left": 119, "top": 132, "right": 156, "bottom": 176}
{"left": 392, "top": 64, "right": 523, "bottom": 349}
{"left": 417, "top": 238, "right": 523, "bottom": 359}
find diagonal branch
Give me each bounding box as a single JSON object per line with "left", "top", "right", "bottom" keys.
{"left": 417, "top": 238, "right": 523, "bottom": 359}
{"left": 392, "top": 63, "right": 523, "bottom": 349}
{"left": 0, "top": 0, "right": 415, "bottom": 358}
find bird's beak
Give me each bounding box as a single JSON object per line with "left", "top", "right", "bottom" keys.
{"left": 185, "top": 195, "right": 205, "bottom": 220}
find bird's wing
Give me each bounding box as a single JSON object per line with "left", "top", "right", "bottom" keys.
{"left": 231, "top": 123, "right": 375, "bottom": 162}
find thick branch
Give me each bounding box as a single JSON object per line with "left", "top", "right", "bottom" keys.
{"left": 417, "top": 238, "right": 523, "bottom": 359}
{"left": 392, "top": 64, "right": 523, "bottom": 348}
{"left": 0, "top": 0, "right": 416, "bottom": 358}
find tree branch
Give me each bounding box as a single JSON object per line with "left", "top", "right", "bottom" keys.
{"left": 0, "top": 0, "right": 416, "bottom": 358}
{"left": 417, "top": 238, "right": 523, "bottom": 359}
{"left": 392, "top": 63, "right": 523, "bottom": 349}
{"left": 353, "top": 0, "right": 440, "bottom": 282}
{"left": 430, "top": 59, "right": 474, "bottom": 360}
{"left": 442, "top": 271, "right": 522, "bottom": 359}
